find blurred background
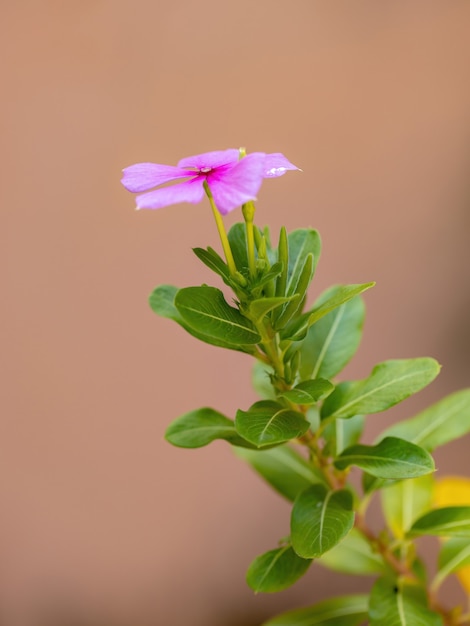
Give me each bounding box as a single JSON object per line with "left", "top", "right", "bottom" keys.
{"left": 2, "top": 1, "right": 470, "bottom": 624}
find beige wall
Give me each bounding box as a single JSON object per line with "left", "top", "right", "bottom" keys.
{"left": 2, "top": 2, "right": 470, "bottom": 624}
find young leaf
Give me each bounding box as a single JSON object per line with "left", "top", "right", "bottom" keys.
{"left": 275, "top": 254, "right": 314, "bottom": 328}
{"left": 235, "top": 401, "right": 310, "bottom": 448}
{"left": 262, "top": 593, "right": 369, "bottom": 626}
{"left": 369, "top": 578, "right": 443, "bottom": 626}
{"left": 321, "top": 358, "right": 441, "bottom": 421}
{"left": 228, "top": 222, "right": 250, "bottom": 271}
{"left": 381, "top": 475, "right": 434, "bottom": 539}
{"left": 175, "top": 285, "right": 261, "bottom": 345}
{"left": 248, "top": 295, "right": 299, "bottom": 325}
{"left": 246, "top": 545, "right": 312, "bottom": 593}
{"left": 235, "top": 444, "right": 326, "bottom": 501}
{"left": 286, "top": 228, "right": 321, "bottom": 293}
{"left": 149, "top": 285, "right": 254, "bottom": 353}
{"left": 278, "top": 378, "right": 334, "bottom": 405}
{"left": 291, "top": 484, "right": 354, "bottom": 558}
{"left": 318, "top": 528, "right": 389, "bottom": 576}
{"left": 281, "top": 283, "right": 374, "bottom": 341}
{"left": 165, "top": 407, "right": 254, "bottom": 449}
{"left": 380, "top": 389, "right": 470, "bottom": 451}
{"left": 299, "top": 287, "right": 365, "bottom": 380}
{"left": 192, "top": 247, "right": 231, "bottom": 283}
{"left": 408, "top": 506, "right": 470, "bottom": 538}
{"left": 334, "top": 437, "right": 435, "bottom": 479}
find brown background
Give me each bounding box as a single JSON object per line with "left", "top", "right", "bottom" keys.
{"left": 2, "top": 1, "right": 470, "bottom": 624}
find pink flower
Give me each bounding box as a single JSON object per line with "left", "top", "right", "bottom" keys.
{"left": 121, "top": 149, "right": 299, "bottom": 215}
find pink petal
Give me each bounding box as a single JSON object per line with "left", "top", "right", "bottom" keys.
{"left": 121, "top": 163, "right": 193, "bottom": 192}
{"left": 262, "top": 153, "right": 300, "bottom": 178}
{"left": 177, "top": 149, "right": 240, "bottom": 171}
{"left": 207, "top": 153, "right": 266, "bottom": 215}
{"left": 135, "top": 178, "right": 205, "bottom": 210}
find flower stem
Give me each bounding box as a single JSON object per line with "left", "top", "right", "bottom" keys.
{"left": 203, "top": 181, "right": 237, "bottom": 276}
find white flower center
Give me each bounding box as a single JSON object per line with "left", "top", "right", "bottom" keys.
{"left": 199, "top": 167, "right": 212, "bottom": 174}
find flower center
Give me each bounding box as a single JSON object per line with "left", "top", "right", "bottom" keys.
{"left": 199, "top": 167, "right": 212, "bottom": 174}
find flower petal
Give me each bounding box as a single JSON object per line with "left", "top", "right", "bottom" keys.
{"left": 135, "top": 178, "right": 205, "bottom": 210}
{"left": 177, "top": 149, "right": 240, "bottom": 171}
{"left": 121, "top": 163, "right": 192, "bottom": 192}
{"left": 207, "top": 153, "right": 266, "bottom": 215}
{"left": 262, "top": 153, "right": 300, "bottom": 178}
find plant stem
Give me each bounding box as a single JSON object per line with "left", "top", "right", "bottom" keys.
{"left": 242, "top": 201, "right": 257, "bottom": 278}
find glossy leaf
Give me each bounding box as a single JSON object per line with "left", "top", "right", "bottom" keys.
{"left": 165, "top": 407, "right": 255, "bottom": 449}
{"left": 381, "top": 475, "right": 434, "bottom": 539}
{"left": 235, "top": 444, "right": 326, "bottom": 501}
{"left": 278, "top": 379, "right": 334, "bottom": 405}
{"left": 149, "top": 285, "right": 254, "bottom": 353}
{"left": 299, "top": 287, "right": 365, "bottom": 380}
{"left": 175, "top": 285, "right": 261, "bottom": 344}
{"left": 369, "top": 578, "right": 443, "bottom": 626}
{"left": 275, "top": 254, "right": 314, "bottom": 328}
{"left": 321, "top": 358, "right": 440, "bottom": 420}
{"left": 408, "top": 506, "right": 470, "bottom": 538}
{"left": 246, "top": 545, "right": 312, "bottom": 593}
{"left": 291, "top": 484, "right": 354, "bottom": 558}
{"left": 381, "top": 389, "right": 470, "bottom": 451}
{"left": 334, "top": 437, "right": 435, "bottom": 479}
{"left": 318, "top": 528, "right": 388, "bottom": 575}
{"left": 227, "top": 222, "right": 250, "bottom": 271}
{"left": 262, "top": 593, "right": 369, "bottom": 626}
{"left": 235, "top": 401, "right": 310, "bottom": 448}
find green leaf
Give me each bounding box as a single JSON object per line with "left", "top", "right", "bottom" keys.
{"left": 408, "top": 506, "right": 470, "bottom": 538}
{"left": 381, "top": 475, "right": 434, "bottom": 539}
{"left": 235, "top": 401, "right": 310, "bottom": 448}
{"left": 321, "top": 358, "right": 441, "bottom": 421}
{"left": 235, "top": 444, "right": 326, "bottom": 501}
{"left": 165, "top": 407, "right": 254, "bottom": 449}
{"left": 192, "top": 247, "right": 231, "bottom": 283}
{"left": 299, "top": 287, "right": 365, "bottom": 380}
{"left": 318, "top": 528, "right": 389, "bottom": 576}
{"left": 246, "top": 545, "right": 312, "bottom": 593}
{"left": 278, "top": 379, "right": 334, "bottom": 405}
{"left": 149, "top": 285, "right": 254, "bottom": 352}
{"left": 291, "top": 484, "right": 354, "bottom": 558}
{"left": 286, "top": 228, "right": 321, "bottom": 294}
{"left": 175, "top": 285, "right": 261, "bottom": 345}
{"left": 334, "top": 437, "right": 435, "bottom": 479}
{"left": 369, "top": 578, "right": 443, "bottom": 626}
{"left": 248, "top": 295, "right": 299, "bottom": 325}
{"left": 435, "top": 538, "right": 470, "bottom": 589}
{"left": 262, "top": 594, "right": 369, "bottom": 626}
{"left": 275, "top": 254, "right": 314, "bottom": 328}
{"left": 380, "top": 389, "right": 470, "bottom": 451}
{"left": 228, "top": 222, "right": 250, "bottom": 271}
{"left": 281, "top": 283, "right": 374, "bottom": 341}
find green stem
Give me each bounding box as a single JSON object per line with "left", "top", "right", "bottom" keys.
{"left": 203, "top": 181, "right": 237, "bottom": 276}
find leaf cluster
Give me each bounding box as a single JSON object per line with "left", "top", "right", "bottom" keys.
{"left": 149, "top": 222, "right": 470, "bottom": 625}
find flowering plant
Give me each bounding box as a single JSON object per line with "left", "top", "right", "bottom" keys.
{"left": 123, "top": 148, "right": 470, "bottom": 625}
